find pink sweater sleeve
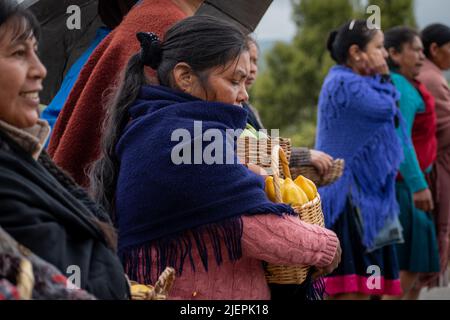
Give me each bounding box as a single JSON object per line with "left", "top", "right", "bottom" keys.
{"left": 241, "top": 214, "right": 339, "bottom": 268}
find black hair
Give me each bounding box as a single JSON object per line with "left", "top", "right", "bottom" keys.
{"left": 0, "top": 0, "right": 40, "bottom": 42}
{"left": 98, "top": 0, "right": 137, "bottom": 30}
{"left": 421, "top": 23, "right": 450, "bottom": 58}
{"left": 327, "top": 19, "right": 378, "bottom": 64}
{"left": 0, "top": 1, "right": 118, "bottom": 249}
{"left": 90, "top": 15, "right": 249, "bottom": 215}
{"left": 384, "top": 26, "right": 420, "bottom": 69}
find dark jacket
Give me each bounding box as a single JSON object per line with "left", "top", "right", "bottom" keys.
{"left": 0, "top": 128, "right": 129, "bottom": 300}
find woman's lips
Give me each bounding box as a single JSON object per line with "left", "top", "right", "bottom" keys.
{"left": 19, "top": 91, "right": 40, "bottom": 106}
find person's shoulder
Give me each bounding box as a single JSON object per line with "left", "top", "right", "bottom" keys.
{"left": 390, "top": 72, "right": 406, "bottom": 83}
{"left": 323, "top": 66, "right": 370, "bottom": 98}
{"left": 322, "top": 66, "right": 349, "bottom": 89}
{"left": 327, "top": 65, "right": 361, "bottom": 82}
{"left": 391, "top": 72, "right": 412, "bottom": 91}
{"left": 122, "top": 0, "right": 187, "bottom": 30}
{"left": 418, "top": 60, "right": 446, "bottom": 85}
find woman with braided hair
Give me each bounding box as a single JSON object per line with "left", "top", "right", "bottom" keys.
{"left": 0, "top": 0, "right": 129, "bottom": 299}
{"left": 90, "top": 15, "right": 342, "bottom": 300}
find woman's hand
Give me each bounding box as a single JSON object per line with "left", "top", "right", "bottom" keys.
{"left": 367, "top": 51, "right": 390, "bottom": 75}
{"left": 369, "top": 60, "right": 390, "bottom": 75}
{"left": 413, "top": 188, "right": 434, "bottom": 212}
{"left": 312, "top": 240, "right": 342, "bottom": 279}
{"left": 310, "top": 149, "right": 333, "bottom": 176}
{"left": 247, "top": 163, "right": 269, "bottom": 178}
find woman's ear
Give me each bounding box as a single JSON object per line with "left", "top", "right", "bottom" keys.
{"left": 429, "top": 42, "right": 439, "bottom": 59}
{"left": 388, "top": 47, "right": 401, "bottom": 65}
{"left": 172, "top": 62, "right": 195, "bottom": 94}
{"left": 348, "top": 44, "right": 363, "bottom": 62}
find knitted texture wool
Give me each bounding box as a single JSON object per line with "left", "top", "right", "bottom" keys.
{"left": 315, "top": 65, "right": 404, "bottom": 249}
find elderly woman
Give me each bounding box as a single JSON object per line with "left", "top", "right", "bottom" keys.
{"left": 417, "top": 23, "right": 450, "bottom": 288}
{"left": 384, "top": 26, "right": 440, "bottom": 300}
{"left": 0, "top": 1, "right": 129, "bottom": 299}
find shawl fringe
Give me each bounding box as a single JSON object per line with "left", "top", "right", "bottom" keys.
{"left": 120, "top": 216, "right": 243, "bottom": 284}
{"left": 320, "top": 123, "right": 403, "bottom": 248}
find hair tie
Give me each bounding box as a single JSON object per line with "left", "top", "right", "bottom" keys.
{"left": 136, "top": 32, "right": 162, "bottom": 69}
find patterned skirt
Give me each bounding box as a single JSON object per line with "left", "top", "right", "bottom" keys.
{"left": 324, "top": 199, "right": 402, "bottom": 296}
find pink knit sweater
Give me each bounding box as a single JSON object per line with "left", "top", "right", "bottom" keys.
{"left": 418, "top": 59, "right": 450, "bottom": 285}
{"left": 155, "top": 214, "right": 339, "bottom": 300}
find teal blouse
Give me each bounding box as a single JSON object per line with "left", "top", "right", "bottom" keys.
{"left": 391, "top": 72, "right": 428, "bottom": 193}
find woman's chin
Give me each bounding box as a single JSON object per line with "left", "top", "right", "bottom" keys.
{"left": 13, "top": 112, "right": 39, "bottom": 129}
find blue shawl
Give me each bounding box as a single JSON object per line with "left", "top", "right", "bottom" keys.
{"left": 115, "top": 85, "right": 294, "bottom": 282}
{"left": 315, "top": 65, "right": 404, "bottom": 249}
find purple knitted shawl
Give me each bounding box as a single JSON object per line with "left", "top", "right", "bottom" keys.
{"left": 315, "top": 65, "right": 404, "bottom": 249}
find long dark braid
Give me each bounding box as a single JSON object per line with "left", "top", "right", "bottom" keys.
{"left": 88, "top": 53, "right": 146, "bottom": 218}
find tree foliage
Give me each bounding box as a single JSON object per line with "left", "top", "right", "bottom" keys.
{"left": 253, "top": 0, "right": 416, "bottom": 147}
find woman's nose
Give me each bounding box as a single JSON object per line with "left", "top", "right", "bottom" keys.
{"left": 238, "top": 86, "right": 249, "bottom": 104}
{"left": 29, "top": 51, "right": 47, "bottom": 81}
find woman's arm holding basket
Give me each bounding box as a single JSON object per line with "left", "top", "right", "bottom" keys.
{"left": 241, "top": 214, "right": 340, "bottom": 268}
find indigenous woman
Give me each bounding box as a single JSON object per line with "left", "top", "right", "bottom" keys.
{"left": 385, "top": 26, "right": 439, "bottom": 299}
{"left": 90, "top": 16, "right": 342, "bottom": 300}
{"left": 316, "top": 20, "right": 404, "bottom": 299}
{"left": 417, "top": 24, "right": 450, "bottom": 287}
{"left": 0, "top": 0, "right": 129, "bottom": 299}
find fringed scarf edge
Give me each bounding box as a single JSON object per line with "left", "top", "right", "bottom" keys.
{"left": 119, "top": 216, "right": 243, "bottom": 284}
{"left": 320, "top": 122, "right": 403, "bottom": 248}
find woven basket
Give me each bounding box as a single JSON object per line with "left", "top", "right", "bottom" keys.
{"left": 237, "top": 136, "right": 291, "bottom": 176}
{"left": 264, "top": 145, "right": 325, "bottom": 285}
{"left": 16, "top": 258, "right": 35, "bottom": 300}
{"left": 290, "top": 159, "right": 345, "bottom": 187}
{"left": 130, "top": 267, "right": 176, "bottom": 300}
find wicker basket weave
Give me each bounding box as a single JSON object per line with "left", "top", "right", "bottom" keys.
{"left": 290, "top": 159, "right": 345, "bottom": 187}
{"left": 264, "top": 145, "right": 325, "bottom": 285}
{"left": 130, "top": 267, "right": 176, "bottom": 300}
{"left": 16, "top": 258, "right": 34, "bottom": 300}
{"left": 236, "top": 136, "right": 291, "bottom": 176}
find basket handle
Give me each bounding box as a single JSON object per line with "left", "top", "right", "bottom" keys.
{"left": 271, "top": 145, "right": 292, "bottom": 203}
{"left": 154, "top": 267, "right": 175, "bottom": 296}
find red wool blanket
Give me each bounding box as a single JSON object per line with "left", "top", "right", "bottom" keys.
{"left": 48, "top": 0, "right": 187, "bottom": 187}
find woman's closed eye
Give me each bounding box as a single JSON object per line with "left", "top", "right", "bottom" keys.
{"left": 11, "top": 45, "right": 27, "bottom": 57}
{"left": 13, "top": 50, "right": 26, "bottom": 57}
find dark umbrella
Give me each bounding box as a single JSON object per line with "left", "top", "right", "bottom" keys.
{"left": 23, "top": 0, "right": 101, "bottom": 104}
{"left": 25, "top": 0, "right": 272, "bottom": 104}
{"left": 195, "top": 0, "right": 273, "bottom": 34}
{"left": 23, "top": 0, "right": 136, "bottom": 105}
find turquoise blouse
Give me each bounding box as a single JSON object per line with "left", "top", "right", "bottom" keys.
{"left": 391, "top": 72, "right": 428, "bottom": 193}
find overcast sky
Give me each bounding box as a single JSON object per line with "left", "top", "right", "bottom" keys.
{"left": 255, "top": 0, "right": 450, "bottom": 41}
